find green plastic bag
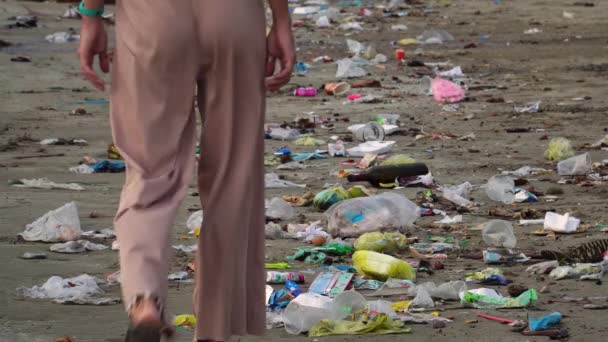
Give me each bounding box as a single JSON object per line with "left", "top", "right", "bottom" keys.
{"left": 313, "top": 187, "right": 351, "bottom": 211}
{"left": 462, "top": 288, "right": 537, "bottom": 309}
{"left": 352, "top": 250, "right": 416, "bottom": 281}
{"left": 545, "top": 137, "right": 574, "bottom": 161}
{"left": 353, "top": 232, "right": 408, "bottom": 253}
{"left": 309, "top": 312, "right": 413, "bottom": 337}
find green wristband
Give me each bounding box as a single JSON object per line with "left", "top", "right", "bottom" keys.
{"left": 79, "top": 1, "right": 104, "bottom": 17}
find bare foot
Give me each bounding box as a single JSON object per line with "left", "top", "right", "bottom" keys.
{"left": 130, "top": 298, "right": 162, "bottom": 328}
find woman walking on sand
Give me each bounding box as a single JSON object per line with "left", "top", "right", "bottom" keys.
{"left": 77, "top": 0, "right": 295, "bottom": 341}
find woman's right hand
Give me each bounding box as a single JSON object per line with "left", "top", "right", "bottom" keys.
{"left": 78, "top": 16, "right": 109, "bottom": 91}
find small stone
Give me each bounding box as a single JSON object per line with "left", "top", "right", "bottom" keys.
{"left": 70, "top": 108, "right": 88, "bottom": 116}
{"left": 507, "top": 284, "right": 528, "bottom": 297}
{"left": 432, "top": 321, "right": 446, "bottom": 329}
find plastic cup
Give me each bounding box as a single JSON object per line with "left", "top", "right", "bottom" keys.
{"left": 325, "top": 82, "right": 351, "bottom": 96}
{"left": 329, "top": 290, "right": 367, "bottom": 320}
{"left": 557, "top": 153, "right": 591, "bottom": 176}
{"left": 485, "top": 175, "right": 515, "bottom": 204}
{"left": 283, "top": 293, "right": 332, "bottom": 335}
{"left": 395, "top": 48, "right": 406, "bottom": 61}
{"left": 353, "top": 122, "right": 386, "bottom": 142}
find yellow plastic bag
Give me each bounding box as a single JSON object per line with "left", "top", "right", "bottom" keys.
{"left": 174, "top": 314, "right": 196, "bottom": 328}
{"left": 545, "top": 137, "right": 574, "bottom": 161}
{"left": 381, "top": 154, "right": 416, "bottom": 166}
{"left": 309, "top": 312, "right": 412, "bottom": 337}
{"left": 353, "top": 232, "right": 408, "bottom": 253}
{"left": 397, "top": 38, "right": 418, "bottom": 46}
{"left": 352, "top": 250, "right": 416, "bottom": 281}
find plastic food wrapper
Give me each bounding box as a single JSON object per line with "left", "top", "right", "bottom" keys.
{"left": 514, "top": 100, "right": 541, "bottom": 113}
{"left": 308, "top": 312, "right": 412, "bottom": 337}
{"left": 295, "top": 136, "right": 325, "bottom": 146}
{"left": 431, "top": 77, "right": 465, "bottom": 103}
{"left": 266, "top": 197, "right": 295, "bottom": 220}
{"left": 81, "top": 228, "right": 115, "bottom": 239}
{"left": 45, "top": 31, "right": 79, "bottom": 43}
{"left": 417, "top": 30, "right": 454, "bottom": 44}
{"left": 408, "top": 281, "right": 467, "bottom": 300}
{"left": 18, "top": 202, "right": 82, "bottom": 242}
{"left": 353, "top": 250, "right": 416, "bottom": 281}
{"left": 437, "top": 66, "right": 464, "bottom": 78}
{"left": 50, "top": 240, "right": 108, "bottom": 253}
{"left": 313, "top": 187, "right": 350, "bottom": 211}
{"left": 17, "top": 274, "right": 118, "bottom": 305}
{"left": 10, "top": 178, "right": 84, "bottom": 191}
{"left": 465, "top": 268, "right": 504, "bottom": 282}
{"left": 265, "top": 173, "right": 306, "bottom": 188}
{"left": 398, "top": 312, "right": 452, "bottom": 325}
{"left": 336, "top": 58, "right": 366, "bottom": 78}
{"left": 269, "top": 127, "right": 300, "bottom": 141}
{"left": 353, "top": 232, "right": 408, "bottom": 253}
{"left": 186, "top": 210, "right": 203, "bottom": 236}
{"left": 461, "top": 288, "right": 537, "bottom": 309}
{"left": 545, "top": 137, "right": 574, "bottom": 161}
{"left": 409, "top": 242, "right": 456, "bottom": 254}
{"left": 173, "top": 244, "right": 198, "bottom": 253}
{"left": 325, "top": 192, "right": 419, "bottom": 238}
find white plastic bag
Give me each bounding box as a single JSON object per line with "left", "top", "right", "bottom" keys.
{"left": 265, "top": 197, "right": 295, "bottom": 220}
{"left": 186, "top": 210, "right": 203, "bottom": 234}
{"left": 50, "top": 240, "right": 108, "bottom": 253}
{"left": 336, "top": 58, "right": 366, "bottom": 78}
{"left": 18, "top": 202, "right": 81, "bottom": 242}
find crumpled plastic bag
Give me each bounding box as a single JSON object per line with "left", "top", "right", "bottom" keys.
{"left": 417, "top": 30, "right": 454, "bottom": 45}
{"left": 336, "top": 58, "right": 366, "bottom": 78}
{"left": 265, "top": 173, "right": 306, "bottom": 188}
{"left": 411, "top": 286, "right": 434, "bottom": 308}
{"left": 381, "top": 154, "right": 416, "bottom": 166}
{"left": 461, "top": 288, "right": 537, "bottom": 309}
{"left": 186, "top": 210, "right": 203, "bottom": 236}
{"left": 431, "top": 77, "right": 465, "bottom": 103}
{"left": 326, "top": 193, "right": 419, "bottom": 238}
{"left": 50, "top": 240, "right": 108, "bottom": 253}
{"left": 266, "top": 197, "right": 295, "bottom": 220}
{"left": 18, "top": 202, "right": 81, "bottom": 242}
{"left": 309, "top": 312, "right": 412, "bottom": 337}
{"left": 545, "top": 137, "right": 574, "bottom": 161}
{"left": 10, "top": 178, "right": 84, "bottom": 191}
{"left": 313, "top": 187, "right": 351, "bottom": 211}
{"left": 408, "top": 281, "right": 467, "bottom": 300}
{"left": 17, "top": 274, "right": 119, "bottom": 305}
{"left": 353, "top": 232, "right": 408, "bottom": 253}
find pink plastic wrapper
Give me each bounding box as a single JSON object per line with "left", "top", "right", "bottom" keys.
{"left": 431, "top": 77, "right": 465, "bottom": 103}
{"left": 347, "top": 93, "right": 363, "bottom": 101}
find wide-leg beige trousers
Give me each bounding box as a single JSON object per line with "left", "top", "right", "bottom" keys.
{"left": 110, "top": 0, "right": 267, "bottom": 340}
